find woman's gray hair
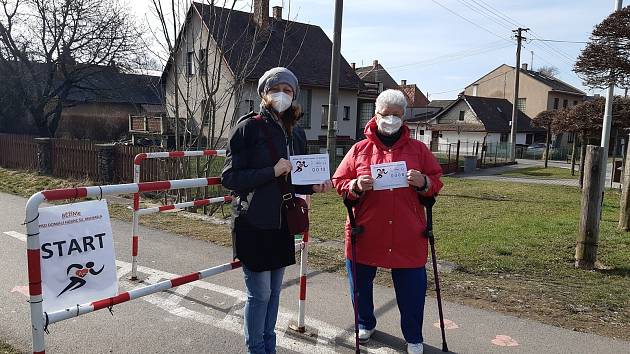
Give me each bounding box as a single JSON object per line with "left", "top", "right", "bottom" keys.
{"left": 375, "top": 89, "right": 408, "bottom": 115}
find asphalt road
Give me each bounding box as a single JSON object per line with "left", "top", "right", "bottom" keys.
{"left": 1, "top": 191, "right": 628, "bottom": 353}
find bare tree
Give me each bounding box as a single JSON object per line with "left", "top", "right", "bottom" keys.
{"left": 532, "top": 109, "right": 562, "bottom": 168}
{"left": 537, "top": 65, "right": 559, "bottom": 78}
{"left": 0, "top": 0, "right": 143, "bottom": 137}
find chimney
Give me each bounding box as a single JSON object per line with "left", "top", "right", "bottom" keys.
{"left": 401, "top": 79, "right": 407, "bottom": 86}
{"left": 253, "top": 0, "right": 269, "bottom": 30}
{"left": 521, "top": 63, "right": 528, "bottom": 70}
{"left": 351, "top": 62, "right": 356, "bottom": 70}
{"left": 373, "top": 59, "right": 379, "bottom": 68}
{"left": 272, "top": 6, "right": 282, "bottom": 20}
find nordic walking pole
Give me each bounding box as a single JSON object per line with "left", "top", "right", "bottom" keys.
{"left": 343, "top": 193, "right": 362, "bottom": 354}
{"left": 419, "top": 196, "right": 448, "bottom": 352}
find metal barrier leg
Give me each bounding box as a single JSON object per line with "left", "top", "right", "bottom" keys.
{"left": 131, "top": 210, "right": 139, "bottom": 281}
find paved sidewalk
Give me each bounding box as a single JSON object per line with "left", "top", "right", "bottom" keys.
{"left": 2, "top": 191, "right": 629, "bottom": 353}
{"left": 454, "top": 159, "right": 621, "bottom": 188}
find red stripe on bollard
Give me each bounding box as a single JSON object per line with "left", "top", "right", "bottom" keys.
{"left": 299, "top": 276, "right": 307, "bottom": 300}
{"left": 133, "top": 195, "right": 139, "bottom": 210}
{"left": 92, "top": 292, "right": 131, "bottom": 311}
{"left": 231, "top": 260, "right": 242, "bottom": 269}
{"left": 169, "top": 151, "right": 186, "bottom": 157}
{"left": 132, "top": 236, "right": 138, "bottom": 256}
{"left": 203, "top": 150, "right": 218, "bottom": 156}
{"left": 42, "top": 188, "right": 88, "bottom": 201}
{"left": 224, "top": 196, "right": 233, "bottom": 203}
{"left": 158, "top": 205, "right": 175, "bottom": 212}
{"left": 138, "top": 181, "right": 171, "bottom": 192}
{"left": 206, "top": 177, "right": 221, "bottom": 185}
{"left": 170, "top": 272, "right": 200, "bottom": 287}
{"left": 302, "top": 231, "right": 309, "bottom": 242}
{"left": 27, "top": 249, "right": 42, "bottom": 296}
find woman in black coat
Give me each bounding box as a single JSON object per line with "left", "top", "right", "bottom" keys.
{"left": 222, "top": 67, "right": 331, "bottom": 354}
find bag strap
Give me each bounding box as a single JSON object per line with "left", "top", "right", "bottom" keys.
{"left": 253, "top": 115, "right": 294, "bottom": 200}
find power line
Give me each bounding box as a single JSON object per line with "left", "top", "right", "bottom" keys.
{"left": 530, "top": 38, "right": 588, "bottom": 44}
{"left": 430, "top": 0, "right": 513, "bottom": 43}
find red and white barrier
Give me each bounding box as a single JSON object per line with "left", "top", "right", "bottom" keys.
{"left": 25, "top": 176, "right": 313, "bottom": 353}
{"left": 131, "top": 150, "right": 225, "bottom": 281}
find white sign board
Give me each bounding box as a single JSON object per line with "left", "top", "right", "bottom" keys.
{"left": 371, "top": 161, "right": 409, "bottom": 190}
{"left": 38, "top": 200, "right": 117, "bottom": 312}
{"left": 290, "top": 153, "right": 330, "bottom": 185}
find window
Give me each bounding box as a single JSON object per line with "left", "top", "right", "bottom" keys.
{"left": 568, "top": 132, "right": 575, "bottom": 144}
{"left": 409, "top": 129, "right": 416, "bottom": 139}
{"left": 526, "top": 133, "right": 533, "bottom": 145}
{"left": 458, "top": 110, "right": 465, "bottom": 121}
{"left": 186, "top": 51, "right": 194, "bottom": 76}
{"left": 553, "top": 97, "right": 559, "bottom": 110}
{"left": 297, "top": 89, "right": 312, "bottom": 128}
{"left": 238, "top": 99, "right": 255, "bottom": 116}
{"left": 516, "top": 98, "right": 526, "bottom": 111}
{"left": 500, "top": 133, "right": 508, "bottom": 142}
{"left": 343, "top": 106, "right": 351, "bottom": 121}
{"left": 563, "top": 99, "right": 568, "bottom": 108}
{"left": 321, "top": 105, "right": 329, "bottom": 128}
{"left": 198, "top": 49, "right": 207, "bottom": 75}
{"left": 573, "top": 100, "right": 578, "bottom": 106}
{"left": 419, "top": 130, "right": 424, "bottom": 135}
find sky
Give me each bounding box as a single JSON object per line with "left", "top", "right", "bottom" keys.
{"left": 129, "top": 0, "right": 621, "bottom": 100}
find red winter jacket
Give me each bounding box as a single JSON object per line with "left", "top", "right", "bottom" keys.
{"left": 332, "top": 117, "right": 443, "bottom": 269}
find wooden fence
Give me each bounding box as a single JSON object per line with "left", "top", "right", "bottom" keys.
{"left": 0, "top": 134, "right": 37, "bottom": 170}
{"left": 51, "top": 139, "right": 99, "bottom": 180}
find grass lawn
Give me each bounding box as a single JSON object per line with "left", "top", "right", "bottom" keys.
{"left": 1, "top": 167, "right": 629, "bottom": 340}
{"left": 497, "top": 166, "right": 578, "bottom": 179}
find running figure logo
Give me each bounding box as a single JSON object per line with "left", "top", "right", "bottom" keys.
{"left": 57, "top": 262, "right": 104, "bottom": 297}
{"left": 375, "top": 168, "right": 387, "bottom": 179}
{"left": 294, "top": 161, "right": 308, "bottom": 173}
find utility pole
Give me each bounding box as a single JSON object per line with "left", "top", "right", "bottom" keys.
{"left": 509, "top": 27, "right": 529, "bottom": 162}
{"left": 530, "top": 50, "right": 534, "bottom": 71}
{"left": 326, "top": 0, "right": 343, "bottom": 169}
{"left": 598, "top": 0, "right": 624, "bottom": 193}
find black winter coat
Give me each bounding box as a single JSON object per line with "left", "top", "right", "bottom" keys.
{"left": 222, "top": 108, "right": 313, "bottom": 271}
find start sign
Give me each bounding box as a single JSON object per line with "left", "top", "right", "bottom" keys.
{"left": 38, "top": 200, "right": 117, "bottom": 312}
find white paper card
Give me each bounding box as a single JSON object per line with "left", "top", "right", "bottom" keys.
{"left": 289, "top": 154, "right": 330, "bottom": 185}
{"left": 370, "top": 161, "right": 409, "bottom": 190}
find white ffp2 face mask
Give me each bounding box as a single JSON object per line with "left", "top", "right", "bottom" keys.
{"left": 377, "top": 115, "right": 403, "bottom": 135}
{"left": 269, "top": 92, "right": 293, "bottom": 113}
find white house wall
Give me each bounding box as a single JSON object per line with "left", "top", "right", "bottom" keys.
{"left": 235, "top": 84, "right": 358, "bottom": 141}
{"left": 164, "top": 13, "right": 240, "bottom": 145}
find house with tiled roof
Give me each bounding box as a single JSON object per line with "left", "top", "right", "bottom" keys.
{"left": 464, "top": 64, "right": 585, "bottom": 119}
{"left": 414, "top": 95, "right": 545, "bottom": 152}
{"left": 162, "top": 0, "right": 361, "bottom": 150}
{"left": 463, "top": 64, "right": 585, "bottom": 149}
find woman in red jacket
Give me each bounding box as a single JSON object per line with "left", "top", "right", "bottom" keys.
{"left": 332, "top": 89, "right": 443, "bottom": 354}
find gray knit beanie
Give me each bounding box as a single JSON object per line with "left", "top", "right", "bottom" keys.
{"left": 257, "top": 67, "right": 299, "bottom": 101}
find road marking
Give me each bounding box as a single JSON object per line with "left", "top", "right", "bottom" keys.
{"left": 492, "top": 334, "right": 519, "bottom": 347}
{"left": 4, "top": 230, "right": 398, "bottom": 353}
{"left": 11, "top": 285, "right": 29, "bottom": 297}
{"left": 3, "top": 231, "right": 26, "bottom": 242}
{"left": 433, "top": 319, "right": 459, "bottom": 330}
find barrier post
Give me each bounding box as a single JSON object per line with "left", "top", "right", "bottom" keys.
{"left": 131, "top": 149, "right": 226, "bottom": 280}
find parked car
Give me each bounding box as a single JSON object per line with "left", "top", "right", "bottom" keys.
{"left": 526, "top": 143, "right": 547, "bottom": 155}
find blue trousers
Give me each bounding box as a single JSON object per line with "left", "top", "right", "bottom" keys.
{"left": 242, "top": 266, "right": 285, "bottom": 354}
{"left": 345, "top": 259, "right": 427, "bottom": 344}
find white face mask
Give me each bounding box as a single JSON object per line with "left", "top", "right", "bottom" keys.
{"left": 377, "top": 115, "right": 403, "bottom": 135}
{"left": 269, "top": 92, "right": 293, "bottom": 113}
